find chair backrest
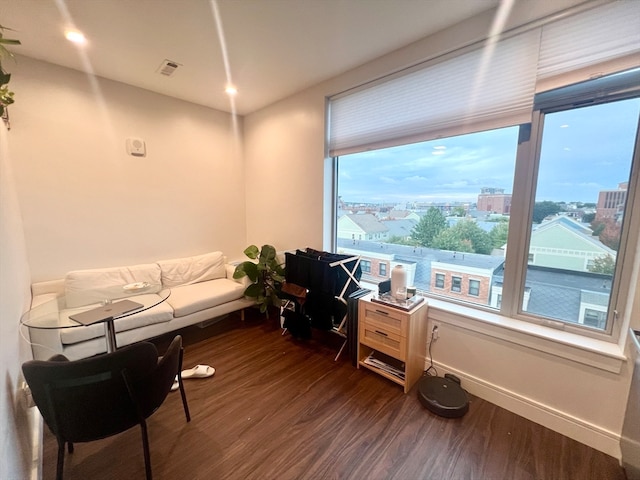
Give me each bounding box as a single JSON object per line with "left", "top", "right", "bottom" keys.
{"left": 22, "top": 341, "right": 159, "bottom": 443}
{"left": 137, "top": 335, "right": 182, "bottom": 417}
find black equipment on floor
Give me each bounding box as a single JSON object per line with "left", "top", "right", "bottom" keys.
{"left": 417, "top": 373, "right": 469, "bottom": 418}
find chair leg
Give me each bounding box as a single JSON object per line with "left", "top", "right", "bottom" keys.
{"left": 139, "top": 419, "right": 152, "bottom": 480}
{"left": 178, "top": 378, "right": 191, "bottom": 422}
{"left": 56, "top": 437, "right": 65, "bottom": 480}
{"left": 178, "top": 347, "right": 191, "bottom": 422}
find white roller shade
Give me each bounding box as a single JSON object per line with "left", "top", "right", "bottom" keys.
{"left": 538, "top": 1, "right": 640, "bottom": 81}
{"left": 329, "top": 30, "right": 540, "bottom": 156}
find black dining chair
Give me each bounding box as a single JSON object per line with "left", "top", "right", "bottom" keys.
{"left": 22, "top": 335, "right": 190, "bottom": 480}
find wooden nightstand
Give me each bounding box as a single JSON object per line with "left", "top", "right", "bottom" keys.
{"left": 357, "top": 296, "right": 428, "bottom": 393}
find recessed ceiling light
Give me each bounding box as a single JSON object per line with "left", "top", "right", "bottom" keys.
{"left": 65, "top": 30, "right": 86, "bottom": 45}
{"left": 225, "top": 85, "right": 238, "bottom": 96}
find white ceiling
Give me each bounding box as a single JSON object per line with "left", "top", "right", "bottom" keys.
{"left": 1, "top": 0, "right": 500, "bottom": 115}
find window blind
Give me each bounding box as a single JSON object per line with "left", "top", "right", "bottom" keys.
{"left": 329, "top": 29, "right": 540, "bottom": 156}
{"left": 537, "top": 1, "right": 640, "bottom": 81}
{"left": 329, "top": 1, "right": 640, "bottom": 157}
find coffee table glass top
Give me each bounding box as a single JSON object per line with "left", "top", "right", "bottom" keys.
{"left": 21, "top": 284, "right": 171, "bottom": 329}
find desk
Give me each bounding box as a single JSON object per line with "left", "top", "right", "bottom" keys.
{"left": 21, "top": 284, "right": 170, "bottom": 353}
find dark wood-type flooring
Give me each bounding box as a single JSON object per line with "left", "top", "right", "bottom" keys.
{"left": 42, "top": 309, "right": 626, "bottom": 480}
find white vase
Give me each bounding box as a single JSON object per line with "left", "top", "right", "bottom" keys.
{"left": 390, "top": 265, "right": 407, "bottom": 300}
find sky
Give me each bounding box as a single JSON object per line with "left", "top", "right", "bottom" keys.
{"left": 338, "top": 97, "right": 640, "bottom": 205}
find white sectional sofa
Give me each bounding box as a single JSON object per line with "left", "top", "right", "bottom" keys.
{"left": 26, "top": 251, "right": 254, "bottom": 360}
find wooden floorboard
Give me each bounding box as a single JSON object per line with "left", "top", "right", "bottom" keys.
{"left": 41, "top": 309, "right": 626, "bottom": 480}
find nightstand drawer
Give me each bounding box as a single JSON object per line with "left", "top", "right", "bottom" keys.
{"left": 362, "top": 303, "right": 408, "bottom": 337}
{"left": 360, "top": 322, "right": 406, "bottom": 359}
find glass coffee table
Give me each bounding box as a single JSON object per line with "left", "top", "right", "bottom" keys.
{"left": 21, "top": 283, "right": 170, "bottom": 353}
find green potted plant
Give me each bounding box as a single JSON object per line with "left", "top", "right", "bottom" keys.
{"left": 0, "top": 24, "right": 21, "bottom": 118}
{"left": 233, "top": 244, "right": 285, "bottom": 314}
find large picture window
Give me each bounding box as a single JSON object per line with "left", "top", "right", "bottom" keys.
{"left": 334, "top": 68, "right": 640, "bottom": 339}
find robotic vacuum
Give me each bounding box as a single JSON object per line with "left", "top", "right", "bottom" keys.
{"left": 418, "top": 373, "right": 469, "bottom": 418}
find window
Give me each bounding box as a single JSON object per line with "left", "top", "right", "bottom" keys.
{"left": 334, "top": 69, "right": 640, "bottom": 340}
{"left": 584, "top": 309, "right": 607, "bottom": 330}
{"left": 361, "top": 260, "right": 371, "bottom": 274}
{"left": 469, "top": 280, "right": 480, "bottom": 297}
{"left": 379, "top": 263, "right": 387, "bottom": 276}
{"left": 337, "top": 125, "right": 518, "bottom": 309}
{"left": 521, "top": 92, "right": 640, "bottom": 334}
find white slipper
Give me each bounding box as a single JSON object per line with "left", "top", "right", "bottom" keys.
{"left": 182, "top": 364, "right": 215, "bottom": 379}
{"left": 171, "top": 364, "right": 215, "bottom": 391}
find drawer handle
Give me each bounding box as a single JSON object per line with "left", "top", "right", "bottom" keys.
{"left": 374, "top": 310, "right": 389, "bottom": 316}
{"left": 374, "top": 330, "right": 388, "bottom": 337}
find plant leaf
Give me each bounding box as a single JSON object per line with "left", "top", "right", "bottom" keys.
{"left": 244, "top": 245, "right": 259, "bottom": 260}
{"left": 234, "top": 261, "right": 258, "bottom": 282}
{"left": 259, "top": 244, "right": 276, "bottom": 264}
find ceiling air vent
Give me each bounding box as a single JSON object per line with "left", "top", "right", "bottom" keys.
{"left": 157, "top": 59, "right": 180, "bottom": 77}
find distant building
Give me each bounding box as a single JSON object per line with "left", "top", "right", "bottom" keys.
{"left": 596, "top": 182, "right": 627, "bottom": 221}
{"left": 431, "top": 252, "right": 504, "bottom": 307}
{"left": 336, "top": 237, "right": 611, "bottom": 328}
{"left": 528, "top": 216, "right": 615, "bottom": 273}
{"left": 477, "top": 187, "right": 512, "bottom": 214}
{"left": 337, "top": 214, "right": 389, "bottom": 241}
{"left": 380, "top": 218, "right": 417, "bottom": 241}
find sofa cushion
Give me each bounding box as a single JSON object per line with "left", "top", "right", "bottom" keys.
{"left": 65, "top": 263, "right": 161, "bottom": 308}
{"left": 158, "top": 251, "right": 226, "bottom": 288}
{"left": 167, "top": 278, "right": 245, "bottom": 318}
{"left": 59, "top": 293, "right": 174, "bottom": 345}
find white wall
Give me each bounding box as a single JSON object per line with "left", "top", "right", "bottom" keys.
{"left": 243, "top": 0, "right": 635, "bottom": 458}
{"left": 0, "top": 123, "right": 38, "bottom": 480}
{"left": 244, "top": 91, "right": 326, "bottom": 251}
{"left": 9, "top": 56, "right": 248, "bottom": 282}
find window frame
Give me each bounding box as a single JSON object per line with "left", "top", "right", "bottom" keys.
{"left": 469, "top": 279, "right": 480, "bottom": 297}
{"left": 330, "top": 69, "right": 640, "bottom": 346}
{"left": 502, "top": 75, "right": 640, "bottom": 342}
{"left": 451, "top": 276, "right": 462, "bottom": 293}
{"left": 361, "top": 260, "right": 371, "bottom": 274}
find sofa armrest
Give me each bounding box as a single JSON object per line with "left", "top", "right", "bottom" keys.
{"left": 225, "top": 264, "right": 251, "bottom": 289}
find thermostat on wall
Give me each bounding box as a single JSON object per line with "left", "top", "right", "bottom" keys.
{"left": 126, "top": 137, "right": 146, "bottom": 157}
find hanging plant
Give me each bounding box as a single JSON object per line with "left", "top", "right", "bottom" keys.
{"left": 0, "top": 24, "right": 21, "bottom": 117}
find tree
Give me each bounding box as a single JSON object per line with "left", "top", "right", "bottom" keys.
{"left": 532, "top": 201, "right": 562, "bottom": 223}
{"left": 432, "top": 219, "right": 492, "bottom": 254}
{"left": 451, "top": 206, "right": 466, "bottom": 217}
{"left": 582, "top": 212, "right": 595, "bottom": 223}
{"left": 387, "top": 235, "right": 415, "bottom": 246}
{"left": 591, "top": 218, "right": 621, "bottom": 251}
{"left": 411, "top": 207, "right": 447, "bottom": 247}
{"left": 588, "top": 254, "right": 616, "bottom": 275}
{"left": 432, "top": 228, "right": 474, "bottom": 253}
{"left": 489, "top": 222, "right": 509, "bottom": 249}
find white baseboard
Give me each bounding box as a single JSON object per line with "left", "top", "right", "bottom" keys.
{"left": 435, "top": 360, "right": 622, "bottom": 460}
{"left": 29, "top": 409, "right": 42, "bottom": 480}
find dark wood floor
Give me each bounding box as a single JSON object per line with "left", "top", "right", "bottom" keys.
{"left": 42, "top": 309, "right": 626, "bottom": 480}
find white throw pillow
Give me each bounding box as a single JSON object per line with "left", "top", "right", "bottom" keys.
{"left": 158, "top": 251, "right": 226, "bottom": 288}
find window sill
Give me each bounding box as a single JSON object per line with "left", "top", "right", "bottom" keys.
{"left": 425, "top": 297, "right": 626, "bottom": 374}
